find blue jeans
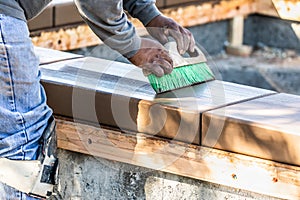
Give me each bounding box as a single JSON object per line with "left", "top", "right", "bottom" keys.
{"left": 0, "top": 14, "right": 53, "bottom": 199}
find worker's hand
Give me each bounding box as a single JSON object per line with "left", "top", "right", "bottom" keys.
{"left": 129, "top": 38, "right": 173, "bottom": 77}
{"left": 146, "top": 15, "right": 195, "bottom": 55}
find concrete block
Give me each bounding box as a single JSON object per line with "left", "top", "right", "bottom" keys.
{"left": 40, "top": 57, "right": 274, "bottom": 144}
{"left": 166, "top": 0, "right": 199, "bottom": 7}
{"left": 156, "top": 0, "right": 165, "bottom": 8}
{"left": 35, "top": 46, "right": 83, "bottom": 65}
{"left": 202, "top": 93, "right": 300, "bottom": 166}
{"left": 53, "top": 0, "right": 83, "bottom": 26}
{"left": 28, "top": 5, "right": 53, "bottom": 31}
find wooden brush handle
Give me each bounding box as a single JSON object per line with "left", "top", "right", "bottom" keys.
{"left": 165, "top": 42, "right": 207, "bottom": 68}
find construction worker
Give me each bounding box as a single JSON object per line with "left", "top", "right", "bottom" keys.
{"left": 0, "top": 0, "right": 194, "bottom": 199}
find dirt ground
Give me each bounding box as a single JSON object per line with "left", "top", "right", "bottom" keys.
{"left": 212, "top": 45, "right": 300, "bottom": 95}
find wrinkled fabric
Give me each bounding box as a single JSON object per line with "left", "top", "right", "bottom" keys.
{"left": 0, "top": 14, "right": 52, "bottom": 199}
{"left": 75, "top": 0, "right": 160, "bottom": 57}
{"left": 0, "top": 0, "right": 161, "bottom": 57}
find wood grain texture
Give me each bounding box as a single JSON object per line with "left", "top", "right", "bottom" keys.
{"left": 228, "top": 16, "right": 244, "bottom": 46}
{"left": 56, "top": 117, "right": 300, "bottom": 200}
{"left": 202, "top": 93, "right": 300, "bottom": 166}
{"left": 40, "top": 57, "right": 274, "bottom": 144}
{"left": 257, "top": 0, "right": 300, "bottom": 21}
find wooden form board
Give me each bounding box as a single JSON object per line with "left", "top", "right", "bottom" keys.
{"left": 40, "top": 56, "right": 274, "bottom": 145}
{"left": 256, "top": 0, "right": 300, "bottom": 21}
{"left": 228, "top": 16, "right": 244, "bottom": 46}
{"left": 56, "top": 118, "right": 300, "bottom": 200}
{"left": 203, "top": 93, "right": 300, "bottom": 166}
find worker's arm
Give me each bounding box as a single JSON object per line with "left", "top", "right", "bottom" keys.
{"left": 123, "top": 0, "right": 161, "bottom": 26}
{"left": 16, "top": 0, "right": 52, "bottom": 20}
{"left": 124, "top": 0, "right": 195, "bottom": 54}
{"left": 74, "top": 0, "right": 140, "bottom": 58}
{"left": 74, "top": 0, "right": 172, "bottom": 77}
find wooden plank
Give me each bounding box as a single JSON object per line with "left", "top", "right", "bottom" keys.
{"left": 40, "top": 57, "right": 274, "bottom": 144}
{"left": 272, "top": 0, "right": 300, "bottom": 21}
{"left": 56, "top": 117, "right": 300, "bottom": 200}
{"left": 257, "top": 0, "right": 300, "bottom": 22}
{"left": 256, "top": 0, "right": 280, "bottom": 18}
{"left": 34, "top": 46, "right": 83, "bottom": 65}
{"left": 226, "top": 15, "right": 253, "bottom": 57}
{"left": 162, "top": 0, "right": 256, "bottom": 27}
{"left": 202, "top": 93, "right": 300, "bottom": 166}
{"left": 31, "top": 25, "right": 101, "bottom": 51}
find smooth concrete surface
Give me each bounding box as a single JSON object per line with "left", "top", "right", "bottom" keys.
{"left": 40, "top": 57, "right": 274, "bottom": 144}
{"left": 156, "top": 0, "right": 165, "bottom": 8}
{"left": 165, "top": 0, "right": 200, "bottom": 7}
{"left": 35, "top": 46, "right": 83, "bottom": 65}
{"left": 28, "top": 0, "right": 84, "bottom": 31}
{"left": 27, "top": 4, "right": 53, "bottom": 31}
{"left": 202, "top": 93, "right": 300, "bottom": 166}
{"left": 54, "top": 0, "right": 83, "bottom": 26}
{"left": 52, "top": 149, "right": 282, "bottom": 200}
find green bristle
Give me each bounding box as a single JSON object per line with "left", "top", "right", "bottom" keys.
{"left": 148, "top": 62, "right": 215, "bottom": 93}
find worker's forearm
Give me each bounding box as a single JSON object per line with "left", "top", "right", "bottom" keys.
{"left": 74, "top": 0, "right": 141, "bottom": 58}
{"left": 123, "top": 0, "right": 161, "bottom": 26}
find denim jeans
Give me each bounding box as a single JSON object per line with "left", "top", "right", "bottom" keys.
{"left": 0, "top": 14, "right": 53, "bottom": 199}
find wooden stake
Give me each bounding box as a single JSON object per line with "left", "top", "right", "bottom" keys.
{"left": 229, "top": 16, "right": 244, "bottom": 46}
{"left": 226, "top": 15, "right": 253, "bottom": 56}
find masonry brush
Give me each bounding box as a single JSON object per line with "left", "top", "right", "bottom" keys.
{"left": 148, "top": 42, "right": 215, "bottom": 93}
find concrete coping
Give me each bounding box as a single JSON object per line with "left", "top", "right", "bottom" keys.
{"left": 35, "top": 46, "right": 300, "bottom": 165}
{"left": 35, "top": 46, "right": 300, "bottom": 199}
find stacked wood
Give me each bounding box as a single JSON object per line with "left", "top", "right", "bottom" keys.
{"left": 163, "top": 0, "right": 256, "bottom": 27}
{"left": 31, "top": 25, "right": 100, "bottom": 51}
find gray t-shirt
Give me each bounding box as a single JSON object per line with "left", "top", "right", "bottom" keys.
{"left": 0, "top": 0, "right": 161, "bottom": 58}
